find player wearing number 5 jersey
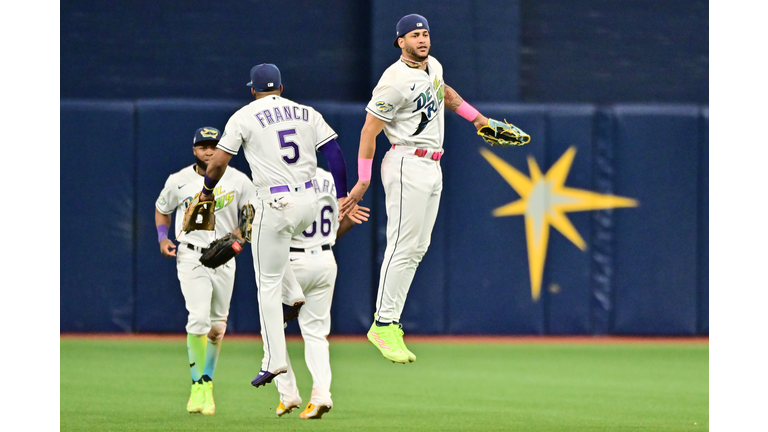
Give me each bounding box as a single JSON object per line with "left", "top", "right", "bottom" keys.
{"left": 200, "top": 63, "right": 351, "bottom": 389}
{"left": 341, "top": 14, "right": 502, "bottom": 364}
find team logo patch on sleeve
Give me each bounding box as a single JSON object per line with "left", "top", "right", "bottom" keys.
{"left": 376, "top": 101, "right": 394, "bottom": 113}
{"left": 157, "top": 197, "right": 167, "bottom": 206}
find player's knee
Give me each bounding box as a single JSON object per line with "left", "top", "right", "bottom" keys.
{"left": 301, "top": 331, "right": 329, "bottom": 347}
{"left": 186, "top": 315, "right": 211, "bottom": 336}
{"left": 208, "top": 321, "right": 227, "bottom": 343}
{"left": 411, "top": 243, "right": 431, "bottom": 264}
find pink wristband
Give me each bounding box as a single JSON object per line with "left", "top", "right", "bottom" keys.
{"left": 358, "top": 158, "right": 373, "bottom": 182}
{"left": 456, "top": 101, "right": 480, "bottom": 122}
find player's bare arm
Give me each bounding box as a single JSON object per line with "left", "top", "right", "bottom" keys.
{"left": 155, "top": 209, "right": 177, "bottom": 257}
{"left": 201, "top": 148, "right": 233, "bottom": 201}
{"left": 340, "top": 113, "right": 386, "bottom": 218}
{"left": 444, "top": 84, "right": 488, "bottom": 130}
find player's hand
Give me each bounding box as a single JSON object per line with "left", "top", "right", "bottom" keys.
{"left": 472, "top": 114, "right": 489, "bottom": 130}
{"left": 200, "top": 191, "right": 214, "bottom": 202}
{"left": 347, "top": 205, "right": 370, "bottom": 224}
{"left": 339, "top": 180, "right": 369, "bottom": 219}
{"left": 159, "top": 238, "right": 177, "bottom": 257}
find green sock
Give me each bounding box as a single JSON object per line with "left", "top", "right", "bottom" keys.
{"left": 203, "top": 340, "right": 221, "bottom": 379}
{"left": 187, "top": 334, "right": 206, "bottom": 382}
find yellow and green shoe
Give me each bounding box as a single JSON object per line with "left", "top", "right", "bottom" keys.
{"left": 367, "top": 321, "right": 408, "bottom": 363}
{"left": 201, "top": 381, "right": 215, "bottom": 415}
{"left": 394, "top": 323, "right": 416, "bottom": 363}
{"left": 186, "top": 381, "right": 205, "bottom": 413}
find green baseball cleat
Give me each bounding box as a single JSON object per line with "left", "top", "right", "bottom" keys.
{"left": 186, "top": 381, "right": 205, "bottom": 413}
{"left": 367, "top": 321, "right": 409, "bottom": 363}
{"left": 201, "top": 381, "right": 215, "bottom": 415}
{"left": 394, "top": 323, "right": 416, "bottom": 362}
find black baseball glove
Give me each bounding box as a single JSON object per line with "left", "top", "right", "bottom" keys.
{"left": 199, "top": 233, "right": 244, "bottom": 269}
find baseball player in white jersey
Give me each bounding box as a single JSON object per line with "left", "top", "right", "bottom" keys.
{"left": 340, "top": 14, "right": 499, "bottom": 364}
{"left": 155, "top": 126, "right": 257, "bottom": 415}
{"left": 273, "top": 168, "right": 369, "bottom": 420}
{"left": 199, "top": 63, "right": 352, "bottom": 389}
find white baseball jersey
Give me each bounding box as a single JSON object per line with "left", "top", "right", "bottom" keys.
{"left": 292, "top": 168, "right": 339, "bottom": 249}
{"left": 217, "top": 95, "right": 338, "bottom": 188}
{"left": 365, "top": 55, "right": 445, "bottom": 150}
{"left": 155, "top": 165, "right": 256, "bottom": 248}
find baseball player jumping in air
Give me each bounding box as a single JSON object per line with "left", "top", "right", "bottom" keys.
{"left": 274, "top": 168, "right": 370, "bottom": 420}
{"left": 199, "top": 63, "right": 356, "bottom": 388}
{"left": 155, "top": 127, "right": 257, "bottom": 415}
{"left": 341, "top": 14, "right": 517, "bottom": 363}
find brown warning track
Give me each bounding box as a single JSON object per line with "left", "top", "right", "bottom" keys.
{"left": 60, "top": 333, "right": 708, "bottom": 345}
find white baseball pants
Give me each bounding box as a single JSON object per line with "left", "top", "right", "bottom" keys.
{"left": 275, "top": 247, "right": 337, "bottom": 407}
{"left": 252, "top": 186, "right": 318, "bottom": 373}
{"left": 176, "top": 245, "right": 235, "bottom": 335}
{"left": 375, "top": 146, "right": 443, "bottom": 323}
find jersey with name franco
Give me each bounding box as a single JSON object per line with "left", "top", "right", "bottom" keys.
{"left": 217, "top": 95, "right": 337, "bottom": 189}
{"left": 291, "top": 168, "right": 339, "bottom": 250}
{"left": 366, "top": 55, "right": 445, "bottom": 150}
{"left": 155, "top": 165, "right": 256, "bottom": 248}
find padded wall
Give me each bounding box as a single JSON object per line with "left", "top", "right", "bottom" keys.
{"left": 698, "top": 108, "right": 709, "bottom": 334}
{"left": 60, "top": 101, "right": 136, "bottom": 332}
{"left": 610, "top": 105, "right": 701, "bottom": 335}
{"left": 61, "top": 100, "right": 708, "bottom": 335}
{"left": 444, "top": 104, "right": 547, "bottom": 334}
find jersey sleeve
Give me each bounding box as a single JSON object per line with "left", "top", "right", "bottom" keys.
{"left": 155, "top": 176, "right": 178, "bottom": 215}
{"left": 312, "top": 110, "right": 338, "bottom": 150}
{"left": 365, "top": 84, "right": 406, "bottom": 122}
{"left": 217, "top": 111, "right": 246, "bottom": 155}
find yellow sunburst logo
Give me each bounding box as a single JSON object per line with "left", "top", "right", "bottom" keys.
{"left": 480, "top": 146, "right": 639, "bottom": 301}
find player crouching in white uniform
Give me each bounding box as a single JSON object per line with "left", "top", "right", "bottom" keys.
{"left": 274, "top": 168, "right": 370, "bottom": 419}
{"left": 155, "top": 127, "right": 257, "bottom": 415}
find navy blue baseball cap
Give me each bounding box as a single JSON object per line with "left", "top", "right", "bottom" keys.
{"left": 393, "top": 14, "right": 430, "bottom": 48}
{"left": 247, "top": 63, "right": 282, "bottom": 91}
{"left": 193, "top": 127, "right": 221, "bottom": 145}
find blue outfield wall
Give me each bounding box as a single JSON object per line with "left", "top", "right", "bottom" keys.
{"left": 60, "top": 100, "right": 709, "bottom": 336}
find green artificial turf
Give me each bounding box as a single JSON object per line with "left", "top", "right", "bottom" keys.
{"left": 60, "top": 338, "right": 708, "bottom": 431}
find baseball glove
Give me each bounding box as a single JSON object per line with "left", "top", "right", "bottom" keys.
{"left": 477, "top": 118, "right": 531, "bottom": 147}
{"left": 199, "top": 233, "right": 244, "bottom": 269}
{"left": 182, "top": 192, "right": 215, "bottom": 233}
{"left": 238, "top": 203, "right": 255, "bottom": 243}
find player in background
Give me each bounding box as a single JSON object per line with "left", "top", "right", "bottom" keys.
{"left": 199, "top": 63, "right": 352, "bottom": 389}
{"left": 340, "top": 14, "right": 503, "bottom": 364}
{"left": 155, "top": 126, "right": 257, "bottom": 415}
{"left": 274, "top": 168, "right": 370, "bottom": 420}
